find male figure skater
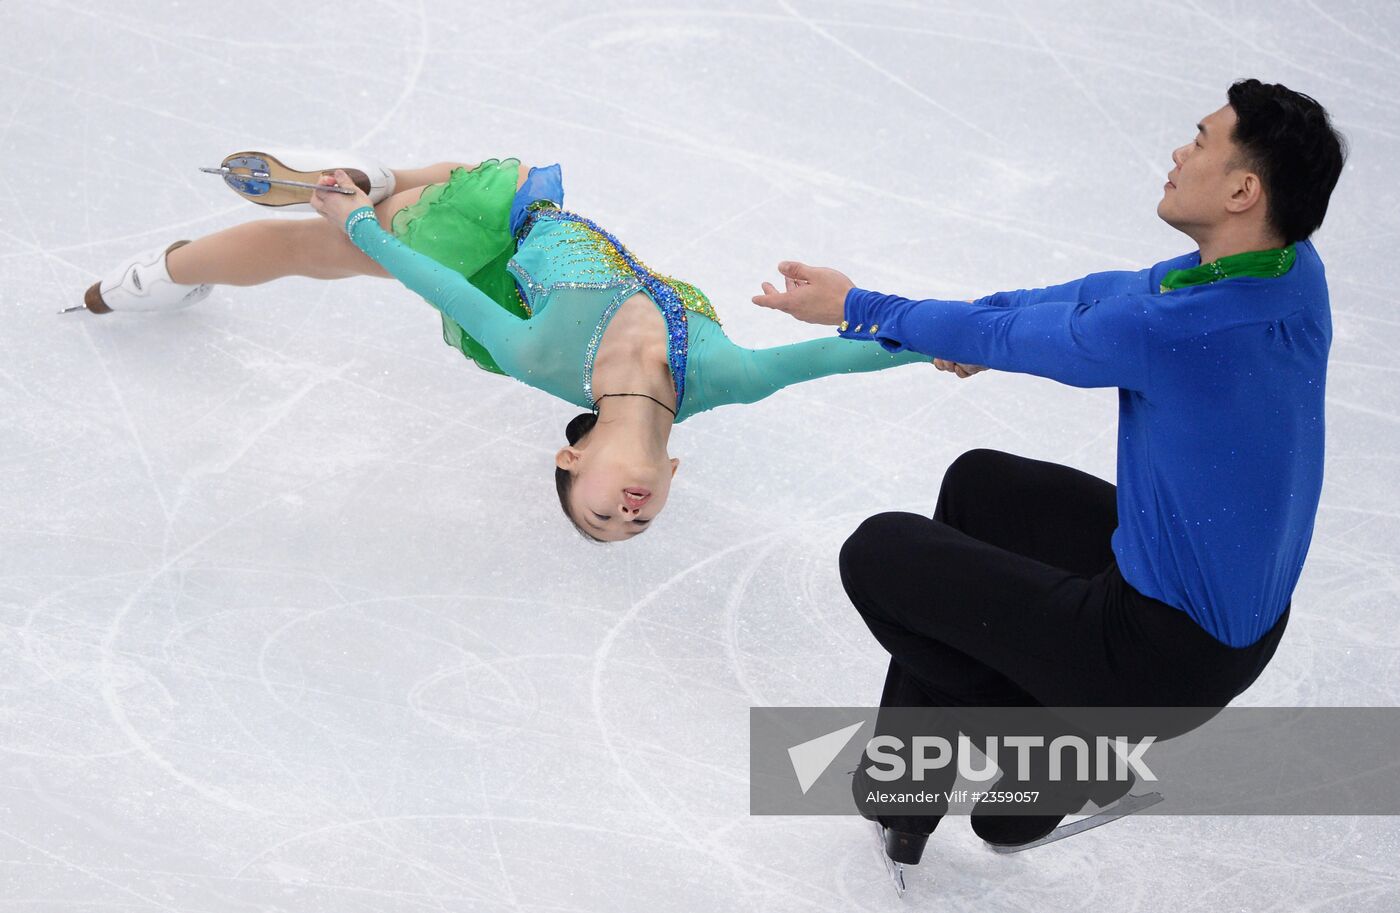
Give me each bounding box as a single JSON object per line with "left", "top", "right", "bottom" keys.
{"left": 752, "top": 79, "right": 1346, "bottom": 863}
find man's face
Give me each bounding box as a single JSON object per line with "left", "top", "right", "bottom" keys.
{"left": 1157, "top": 104, "right": 1250, "bottom": 238}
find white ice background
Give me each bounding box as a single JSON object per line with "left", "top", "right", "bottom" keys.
{"left": 1, "top": 1, "right": 1398, "bottom": 910}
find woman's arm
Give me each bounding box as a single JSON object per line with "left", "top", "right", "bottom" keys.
{"left": 310, "top": 172, "right": 526, "bottom": 357}
{"left": 342, "top": 206, "right": 525, "bottom": 356}
{"left": 692, "top": 328, "right": 930, "bottom": 412}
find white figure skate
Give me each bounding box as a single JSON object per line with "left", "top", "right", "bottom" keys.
{"left": 206, "top": 148, "right": 396, "bottom": 211}
{"left": 69, "top": 240, "right": 213, "bottom": 314}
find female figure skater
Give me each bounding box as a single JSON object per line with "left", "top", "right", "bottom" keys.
{"left": 79, "top": 151, "right": 930, "bottom": 540}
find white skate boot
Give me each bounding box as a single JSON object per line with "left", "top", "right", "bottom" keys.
{"left": 74, "top": 240, "right": 214, "bottom": 314}
{"left": 210, "top": 148, "right": 396, "bottom": 211}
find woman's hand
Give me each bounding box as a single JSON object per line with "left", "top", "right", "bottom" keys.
{"left": 308, "top": 169, "right": 375, "bottom": 231}
{"left": 933, "top": 358, "right": 988, "bottom": 379}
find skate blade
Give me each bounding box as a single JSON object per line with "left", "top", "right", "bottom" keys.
{"left": 988, "top": 791, "right": 1164, "bottom": 855}
{"left": 199, "top": 167, "right": 354, "bottom": 194}
{"left": 871, "top": 821, "right": 907, "bottom": 897}
{"left": 210, "top": 152, "right": 369, "bottom": 207}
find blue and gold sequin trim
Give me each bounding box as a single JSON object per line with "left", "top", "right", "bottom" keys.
{"left": 516, "top": 205, "right": 720, "bottom": 325}
{"left": 518, "top": 207, "right": 721, "bottom": 412}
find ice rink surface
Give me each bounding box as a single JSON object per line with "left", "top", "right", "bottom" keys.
{"left": 2, "top": 0, "right": 1398, "bottom": 909}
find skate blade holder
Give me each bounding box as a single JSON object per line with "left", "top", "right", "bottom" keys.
{"left": 198, "top": 160, "right": 354, "bottom": 195}
{"left": 211, "top": 155, "right": 273, "bottom": 197}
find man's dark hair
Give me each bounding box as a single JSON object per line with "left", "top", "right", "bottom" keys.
{"left": 1226, "top": 78, "right": 1347, "bottom": 245}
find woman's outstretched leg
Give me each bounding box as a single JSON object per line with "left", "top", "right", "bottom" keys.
{"left": 164, "top": 217, "right": 381, "bottom": 285}
{"left": 163, "top": 160, "right": 527, "bottom": 287}
{"left": 82, "top": 159, "right": 528, "bottom": 312}
{"left": 164, "top": 181, "right": 446, "bottom": 286}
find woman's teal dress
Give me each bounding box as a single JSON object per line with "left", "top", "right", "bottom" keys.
{"left": 389, "top": 158, "right": 540, "bottom": 374}
{"left": 375, "top": 158, "right": 929, "bottom": 421}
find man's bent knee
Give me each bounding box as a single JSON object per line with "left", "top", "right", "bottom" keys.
{"left": 936, "top": 448, "right": 1013, "bottom": 512}
{"left": 839, "top": 511, "right": 930, "bottom": 611}
{"left": 944, "top": 448, "right": 1008, "bottom": 487}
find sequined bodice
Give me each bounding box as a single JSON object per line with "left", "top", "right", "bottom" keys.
{"left": 508, "top": 208, "right": 721, "bottom": 412}
{"left": 510, "top": 207, "right": 719, "bottom": 322}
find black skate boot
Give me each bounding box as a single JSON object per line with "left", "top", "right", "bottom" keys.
{"left": 972, "top": 770, "right": 1136, "bottom": 849}
{"left": 851, "top": 763, "right": 942, "bottom": 864}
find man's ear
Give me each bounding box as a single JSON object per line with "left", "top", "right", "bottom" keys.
{"left": 556, "top": 447, "right": 582, "bottom": 471}
{"left": 1227, "top": 170, "right": 1266, "bottom": 216}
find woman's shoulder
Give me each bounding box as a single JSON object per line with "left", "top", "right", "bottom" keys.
{"left": 509, "top": 216, "right": 637, "bottom": 300}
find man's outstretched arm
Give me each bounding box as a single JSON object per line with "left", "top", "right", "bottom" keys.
{"left": 753, "top": 261, "right": 1154, "bottom": 392}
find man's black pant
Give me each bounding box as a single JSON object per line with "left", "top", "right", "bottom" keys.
{"left": 840, "top": 449, "right": 1290, "bottom": 818}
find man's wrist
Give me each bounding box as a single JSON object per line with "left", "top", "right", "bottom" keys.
{"left": 837, "top": 287, "right": 880, "bottom": 340}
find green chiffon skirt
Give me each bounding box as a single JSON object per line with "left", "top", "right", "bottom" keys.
{"left": 390, "top": 158, "right": 527, "bottom": 375}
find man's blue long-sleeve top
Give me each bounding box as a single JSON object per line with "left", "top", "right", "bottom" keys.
{"left": 842, "top": 242, "right": 1331, "bottom": 647}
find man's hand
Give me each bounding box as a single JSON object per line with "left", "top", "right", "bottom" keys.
{"left": 754, "top": 263, "right": 990, "bottom": 376}
{"left": 933, "top": 358, "right": 988, "bottom": 379}
{"left": 751, "top": 261, "right": 854, "bottom": 326}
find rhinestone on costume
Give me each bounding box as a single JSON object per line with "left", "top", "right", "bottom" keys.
{"left": 582, "top": 291, "right": 630, "bottom": 406}
{"left": 520, "top": 208, "right": 716, "bottom": 413}
{"left": 344, "top": 207, "right": 378, "bottom": 236}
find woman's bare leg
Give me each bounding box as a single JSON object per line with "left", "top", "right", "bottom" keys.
{"left": 163, "top": 218, "right": 352, "bottom": 285}
{"left": 390, "top": 161, "right": 477, "bottom": 191}
{"left": 165, "top": 161, "right": 532, "bottom": 286}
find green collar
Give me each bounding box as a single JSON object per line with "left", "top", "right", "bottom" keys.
{"left": 1160, "top": 244, "right": 1296, "bottom": 293}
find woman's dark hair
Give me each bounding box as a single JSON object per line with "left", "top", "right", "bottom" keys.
{"left": 555, "top": 412, "right": 605, "bottom": 542}
{"left": 1226, "top": 78, "right": 1347, "bottom": 245}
